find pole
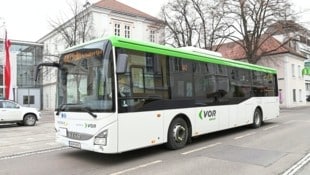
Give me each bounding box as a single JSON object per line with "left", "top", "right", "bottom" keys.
{"left": 1, "top": 18, "right": 5, "bottom": 99}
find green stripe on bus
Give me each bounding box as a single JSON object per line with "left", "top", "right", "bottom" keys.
{"left": 109, "top": 36, "right": 276, "bottom": 74}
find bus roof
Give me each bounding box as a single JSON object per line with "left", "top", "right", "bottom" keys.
{"left": 62, "top": 36, "right": 277, "bottom": 74}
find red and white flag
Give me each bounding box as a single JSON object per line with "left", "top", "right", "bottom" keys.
{"left": 4, "top": 30, "right": 12, "bottom": 100}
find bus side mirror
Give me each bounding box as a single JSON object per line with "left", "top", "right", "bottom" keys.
{"left": 116, "top": 54, "right": 128, "bottom": 74}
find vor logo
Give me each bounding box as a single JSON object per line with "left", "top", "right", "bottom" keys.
{"left": 84, "top": 123, "right": 96, "bottom": 128}
{"left": 199, "top": 109, "right": 216, "bottom": 121}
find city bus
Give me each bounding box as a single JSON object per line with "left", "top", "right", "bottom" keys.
{"left": 36, "top": 36, "right": 279, "bottom": 153}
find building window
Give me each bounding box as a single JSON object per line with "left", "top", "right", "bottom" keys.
{"left": 299, "top": 89, "right": 302, "bottom": 102}
{"left": 293, "top": 89, "right": 296, "bottom": 102}
{"left": 150, "top": 30, "right": 155, "bottom": 42}
{"left": 23, "top": 95, "right": 35, "bottom": 105}
{"left": 114, "top": 23, "right": 121, "bottom": 36}
{"left": 113, "top": 20, "right": 133, "bottom": 38}
{"left": 298, "top": 65, "right": 301, "bottom": 78}
{"left": 124, "top": 25, "right": 130, "bottom": 38}
{"left": 292, "top": 64, "right": 295, "bottom": 77}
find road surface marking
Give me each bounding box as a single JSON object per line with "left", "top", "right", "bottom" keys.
{"left": 181, "top": 143, "right": 221, "bottom": 155}
{"left": 110, "top": 160, "right": 162, "bottom": 175}
{"left": 263, "top": 125, "right": 280, "bottom": 131}
{"left": 282, "top": 153, "right": 310, "bottom": 175}
{"left": 0, "top": 147, "right": 70, "bottom": 161}
{"left": 234, "top": 132, "right": 256, "bottom": 140}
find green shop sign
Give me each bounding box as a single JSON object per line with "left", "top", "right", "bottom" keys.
{"left": 302, "top": 67, "right": 310, "bottom": 75}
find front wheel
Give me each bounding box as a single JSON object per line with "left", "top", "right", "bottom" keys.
{"left": 252, "top": 108, "right": 262, "bottom": 128}
{"left": 166, "top": 117, "right": 189, "bottom": 150}
{"left": 23, "top": 114, "right": 37, "bottom": 126}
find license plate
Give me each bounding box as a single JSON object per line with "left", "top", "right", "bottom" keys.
{"left": 59, "top": 128, "right": 67, "bottom": 137}
{"left": 69, "top": 141, "right": 81, "bottom": 149}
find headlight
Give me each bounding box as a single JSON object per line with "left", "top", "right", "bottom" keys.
{"left": 94, "top": 129, "right": 108, "bottom": 146}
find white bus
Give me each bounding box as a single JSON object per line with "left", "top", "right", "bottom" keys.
{"left": 36, "top": 36, "right": 279, "bottom": 153}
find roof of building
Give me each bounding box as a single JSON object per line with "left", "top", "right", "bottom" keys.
{"left": 216, "top": 36, "right": 305, "bottom": 60}
{"left": 265, "top": 20, "right": 310, "bottom": 36}
{"left": 94, "top": 0, "right": 162, "bottom": 22}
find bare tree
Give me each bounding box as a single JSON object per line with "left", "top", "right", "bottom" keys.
{"left": 160, "top": 0, "right": 198, "bottom": 47}
{"left": 49, "top": 0, "right": 94, "bottom": 48}
{"left": 223, "top": 0, "right": 295, "bottom": 63}
{"left": 43, "top": 0, "right": 95, "bottom": 85}
{"left": 191, "top": 0, "right": 231, "bottom": 50}
{"left": 160, "top": 0, "right": 228, "bottom": 49}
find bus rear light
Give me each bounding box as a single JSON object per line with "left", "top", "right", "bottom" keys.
{"left": 94, "top": 129, "right": 108, "bottom": 146}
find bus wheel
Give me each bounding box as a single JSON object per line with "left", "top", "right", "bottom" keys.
{"left": 166, "top": 117, "right": 189, "bottom": 150}
{"left": 252, "top": 108, "right": 262, "bottom": 128}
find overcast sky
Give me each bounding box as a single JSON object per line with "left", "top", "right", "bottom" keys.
{"left": 0, "top": 0, "right": 309, "bottom": 42}
{"left": 0, "top": 0, "right": 166, "bottom": 41}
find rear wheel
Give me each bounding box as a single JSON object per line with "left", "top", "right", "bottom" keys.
{"left": 23, "top": 114, "right": 37, "bottom": 126}
{"left": 166, "top": 117, "right": 189, "bottom": 150}
{"left": 252, "top": 108, "right": 262, "bottom": 128}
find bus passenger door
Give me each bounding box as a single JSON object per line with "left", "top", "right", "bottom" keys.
{"left": 118, "top": 111, "right": 164, "bottom": 152}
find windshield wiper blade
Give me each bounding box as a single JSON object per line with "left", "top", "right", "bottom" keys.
{"left": 56, "top": 103, "right": 80, "bottom": 116}
{"left": 55, "top": 104, "right": 97, "bottom": 118}
{"left": 82, "top": 107, "right": 97, "bottom": 118}
{"left": 56, "top": 103, "right": 66, "bottom": 116}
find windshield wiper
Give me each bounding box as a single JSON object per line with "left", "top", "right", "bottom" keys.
{"left": 56, "top": 104, "right": 97, "bottom": 118}
{"left": 56, "top": 103, "right": 66, "bottom": 116}
{"left": 82, "top": 107, "right": 97, "bottom": 118}
{"left": 56, "top": 103, "right": 80, "bottom": 116}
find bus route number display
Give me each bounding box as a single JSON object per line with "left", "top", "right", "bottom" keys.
{"left": 63, "top": 49, "right": 103, "bottom": 63}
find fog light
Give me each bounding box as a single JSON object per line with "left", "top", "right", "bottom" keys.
{"left": 94, "top": 129, "right": 108, "bottom": 146}
{"left": 94, "top": 138, "right": 107, "bottom": 145}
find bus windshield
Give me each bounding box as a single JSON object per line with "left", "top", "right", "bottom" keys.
{"left": 56, "top": 41, "right": 114, "bottom": 113}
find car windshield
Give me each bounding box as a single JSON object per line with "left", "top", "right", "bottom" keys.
{"left": 56, "top": 40, "right": 114, "bottom": 112}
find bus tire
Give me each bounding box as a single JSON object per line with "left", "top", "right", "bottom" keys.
{"left": 23, "top": 114, "right": 37, "bottom": 126}
{"left": 252, "top": 108, "right": 262, "bottom": 128}
{"left": 166, "top": 117, "right": 189, "bottom": 150}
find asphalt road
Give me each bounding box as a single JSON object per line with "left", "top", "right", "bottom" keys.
{"left": 0, "top": 107, "right": 309, "bottom": 175}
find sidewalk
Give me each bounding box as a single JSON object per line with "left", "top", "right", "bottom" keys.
{"left": 0, "top": 113, "right": 63, "bottom": 159}
{"left": 280, "top": 102, "right": 310, "bottom": 112}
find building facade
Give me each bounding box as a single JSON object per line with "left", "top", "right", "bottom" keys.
{"left": 37, "top": 0, "right": 165, "bottom": 110}
{"left": 267, "top": 20, "right": 310, "bottom": 98}
{"left": 258, "top": 53, "right": 306, "bottom": 108}
{"left": 0, "top": 39, "right": 43, "bottom": 109}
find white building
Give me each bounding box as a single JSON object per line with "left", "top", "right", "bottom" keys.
{"left": 37, "top": 0, "right": 165, "bottom": 110}
{"left": 258, "top": 53, "right": 306, "bottom": 108}
{"left": 267, "top": 21, "right": 310, "bottom": 99}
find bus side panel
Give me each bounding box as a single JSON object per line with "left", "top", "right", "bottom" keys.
{"left": 238, "top": 99, "right": 256, "bottom": 126}
{"left": 260, "top": 97, "right": 279, "bottom": 120}
{"left": 118, "top": 111, "right": 164, "bottom": 152}
{"left": 194, "top": 106, "right": 223, "bottom": 135}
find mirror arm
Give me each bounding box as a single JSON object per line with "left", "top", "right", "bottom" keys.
{"left": 35, "top": 62, "right": 60, "bottom": 81}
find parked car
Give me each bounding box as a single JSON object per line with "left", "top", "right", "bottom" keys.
{"left": 0, "top": 100, "right": 41, "bottom": 126}
{"left": 307, "top": 95, "right": 310, "bottom": 102}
